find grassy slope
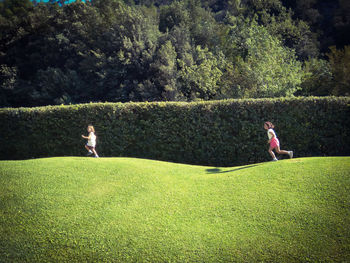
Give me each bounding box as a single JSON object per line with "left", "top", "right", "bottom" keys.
{"left": 0, "top": 157, "right": 349, "bottom": 262}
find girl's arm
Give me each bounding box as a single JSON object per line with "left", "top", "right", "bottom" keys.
{"left": 81, "top": 133, "right": 91, "bottom": 139}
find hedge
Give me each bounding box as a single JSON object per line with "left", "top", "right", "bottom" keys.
{"left": 1, "top": 97, "right": 349, "bottom": 166}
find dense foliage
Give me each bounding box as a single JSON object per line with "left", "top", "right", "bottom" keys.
{"left": 0, "top": 0, "right": 349, "bottom": 107}
{"left": 1, "top": 97, "right": 349, "bottom": 166}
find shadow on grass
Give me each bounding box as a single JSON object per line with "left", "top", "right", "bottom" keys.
{"left": 206, "top": 164, "right": 262, "bottom": 174}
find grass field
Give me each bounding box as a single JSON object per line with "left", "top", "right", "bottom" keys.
{"left": 0, "top": 157, "right": 349, "bottom": 262}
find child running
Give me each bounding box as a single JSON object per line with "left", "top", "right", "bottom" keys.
{"left": 82, "top": 125, "right": 99, "bottom": 158}
{"left": 264, "top": 121, "right": 293, "bottom": 161}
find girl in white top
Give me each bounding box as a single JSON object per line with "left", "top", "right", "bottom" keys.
{"left": 264, "top": 121, "right": 293, "bottom": 161}
{"left": 82, "top": 125, "right": 99, "bottom": 158}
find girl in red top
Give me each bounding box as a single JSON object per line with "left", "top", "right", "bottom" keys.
{"left": 264, "top": 121, "right": 293, "bottom": 161}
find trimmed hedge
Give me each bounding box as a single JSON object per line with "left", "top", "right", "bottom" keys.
{"left": 1, "top": 97, "right": 349, "bottom": 166}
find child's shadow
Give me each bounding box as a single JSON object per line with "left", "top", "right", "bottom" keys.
{"left": 206, "top": 164, "right": 261, "bottom": 174}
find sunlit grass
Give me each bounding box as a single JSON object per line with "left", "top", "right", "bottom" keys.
{"left": 0, "top": 157, "right": 349, "bottom": 262}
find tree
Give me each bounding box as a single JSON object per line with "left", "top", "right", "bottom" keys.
{"left": 298, "top": 58, "right": 332, "bottom": 96}
{"left": 333, "top": 0, "right": 350, "bottom": 49}
{"left": 178, "top": 46, "right": 224, "bottom": 100}
{"left": 223, "top": 18, "right": 303, "bottom": 98}
{"left": 244, "top": 0, "right": 320, "bottom": 60}
{"left": 159, "top": 1, "right": 189, "bottom": 33}
{"left": 0, "top": 0, "right": 348, "bottom": 108}
{"left": 0, "top": 65, "right": 18, "bottom": 106}
{"left": 150, "top": 40, "right": 180, "bottom": 100}
{"left": 327, "top": 46, "right": 350, "bottom": 96}
{"left": 0, "top": 0, "right": 33, "bottom": 19}
{"left": 31, "top": 67, "right": 84, "bottom": 106}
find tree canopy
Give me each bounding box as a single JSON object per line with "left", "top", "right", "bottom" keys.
{"left": 0, "top": 0, "right": 349, "bottom": 107}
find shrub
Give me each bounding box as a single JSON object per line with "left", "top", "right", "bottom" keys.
{"left": 1, "top": 97, "right": 349, "bottom": 166}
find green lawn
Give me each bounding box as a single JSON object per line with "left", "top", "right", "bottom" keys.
{"left": 0, "top": 157, "right": 349, "bottom": 262}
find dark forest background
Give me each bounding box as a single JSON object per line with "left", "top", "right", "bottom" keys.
{"left": 1, "top": 0, "right": 349, "bottom": 107}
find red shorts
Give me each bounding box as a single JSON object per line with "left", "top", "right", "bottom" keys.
{"left": 270, "top": 138, "right": 280, "bottom": 149}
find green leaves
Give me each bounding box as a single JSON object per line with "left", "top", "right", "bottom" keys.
{"left": 1, "top": 97, "right": 349, "bottom": 166}
{"left": 178, "top": 46, "right": 224, "bottom": 100}
{"left": 223, "top": 18, "right": 303, "bottom": 98}
{"left": 327, "top": 46, "right": 350, "bottom": 96}
{"left": 0, "top": 0, "right": 348, "bottom": 107}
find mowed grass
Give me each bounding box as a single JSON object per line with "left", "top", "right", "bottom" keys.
{"left": 0, "top": 157, "right": 349, "bottom": 262}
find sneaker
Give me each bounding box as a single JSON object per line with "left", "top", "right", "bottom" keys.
{"left": 272, "top": 158, "right": 278, "bottom": 161}
{"left": 94, "top": 155, "right": 99, "bottom": 158}
{"left": 87, "top": 151, "right": 93, "bottom": 156}
{"left": 289, "top": 151, "right": 293, "bottom": 159}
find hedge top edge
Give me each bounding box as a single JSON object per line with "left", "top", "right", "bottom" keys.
{"left": 1, "top": 96, "right": 349, "bottom": 112}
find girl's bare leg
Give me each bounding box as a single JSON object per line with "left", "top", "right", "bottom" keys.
{"left": 92, "top": 148, "right": 98, "bottom": 157}
{"left": 275, "top": 145, "right": 289, "bottom": 155}
{"left": 85, "top": 145, "right": 91, "bottom": 152}
{"left": 268, "top": 147, "right": 277, "bottom": 159}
